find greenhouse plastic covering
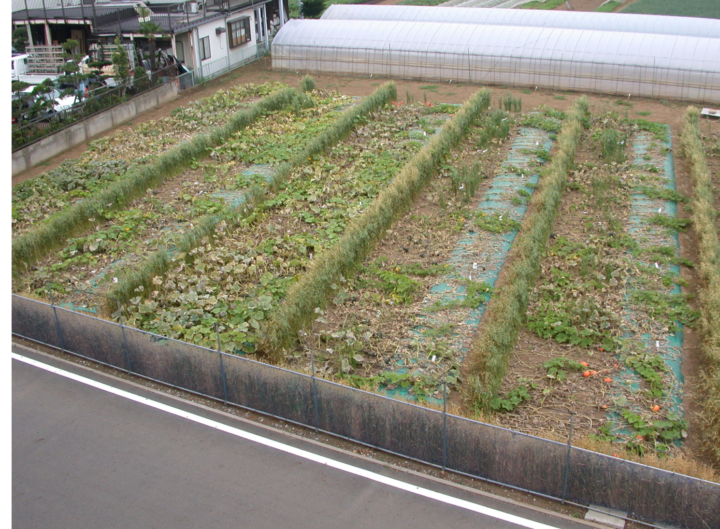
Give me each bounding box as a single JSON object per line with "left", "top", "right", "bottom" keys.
{"left": 321, "top": 5, "right": 720, "bottom": 40}
{"left": 272, "top": 19, "right": 720, "bottom": 102}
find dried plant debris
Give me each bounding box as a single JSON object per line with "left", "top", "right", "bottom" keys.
{"left": 493, "top": 114, "right": 694, "bottom": 457}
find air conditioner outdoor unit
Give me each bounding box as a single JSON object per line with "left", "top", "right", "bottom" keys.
{"left": 188, "top": 1, "right": 198, "bottom": 14}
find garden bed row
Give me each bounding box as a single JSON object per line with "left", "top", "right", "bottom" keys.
{"left": 15, "top": 87, "right": 357, "bottom": 309}
{"left": 487, "top": 110, "right": 697, "bottom": 457}
{"left": 12, "top": 82, "right": 285, "bottom": 235}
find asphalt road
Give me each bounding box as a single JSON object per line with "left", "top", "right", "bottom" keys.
{"left": 12, "top": 349, "right": 600, "bottom": 529}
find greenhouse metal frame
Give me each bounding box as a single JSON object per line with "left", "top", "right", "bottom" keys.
{"left": 272, "top": 19, "right": 720, "bottom": 103}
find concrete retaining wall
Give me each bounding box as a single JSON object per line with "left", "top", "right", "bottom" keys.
{"left": 12, "top": 81, "right": 179, "bottom": 176}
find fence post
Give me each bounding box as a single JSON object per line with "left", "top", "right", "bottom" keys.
{"left": 116, "top": 299, "right": 132, "bottom": 374}
{"left": 47, "top": 283, "right": 67, "bottom": 352}
{"left": 215, "top": 323, "right": 229, "bottom": 405}
{"left": 562, "top": 412, "right": 575, "bottom": 504}
{"left": 311, "top": 348, "right": 319, "bottom": 432}
{"left": 442, "top": 378, "right": 448, "bottom": 471}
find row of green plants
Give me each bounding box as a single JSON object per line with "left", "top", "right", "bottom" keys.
{"left": 259, "top": 88, "right": 492, "bottom": 358}
{"left": 18, "top": 90, "right": 347, "bottom": 302}
{"left": 681, "top": 107, "right": 720, "bottom": 463}
{"left": 13, "top": 85, "right": 300, "bottom": 275}
{"left": 119, "top": 92, "right": 425, "bottom": 352}
{"left": 109, "top": 82, "right": 398, "bottom": 305}
{"left": 12, "top": 83, "right": 284, "bottom": 236}
{"left": 287, "top": 112, "right": 513, "bottom": 394}
{"left": 467, "top": 96, "right": 589, "bottom": 408}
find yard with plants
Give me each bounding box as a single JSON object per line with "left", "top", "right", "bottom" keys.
{"left": 621, "top": 0, "right": 720, "bottom": 19}
{"left": 11, "top": 76, "right": 720, "bottom": 477}
{"left": 479, "top": 111, "right": 697, "bottom": 456}
{"left": 12, "top": 82, "right": 285, "bottom": 236}
{"left": 14, "top": 83, "right": 353, "bottom": 305}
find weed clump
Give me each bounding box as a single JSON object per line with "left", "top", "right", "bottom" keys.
{"left": 300, "top": 75, "right": 315, "bottom": 93}
{"left": 681, "top": 106, "right": 720, "bottom": 464}
{"left": 600, "top": 128, "right": 627, "bottom": 163}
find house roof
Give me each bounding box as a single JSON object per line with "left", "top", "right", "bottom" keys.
{"left": 93, "top": 0, "right": 273, "bottom": 36}
{"left": 13, "top": 0, "right": 273, "bottom": 35}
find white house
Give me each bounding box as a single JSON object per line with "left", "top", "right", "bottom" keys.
{"left": 12, "top": 0, "right": 290, "bottom": 81}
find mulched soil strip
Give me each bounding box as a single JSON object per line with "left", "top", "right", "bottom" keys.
{"left": 391, "top": 127, "right": 554, "bottom": 403}
{"left": 609, "top": 129, "right": 685, "bottom": 437}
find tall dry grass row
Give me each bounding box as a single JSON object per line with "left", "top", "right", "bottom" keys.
{"left": 12, "top": 86, "right": 299, "bottom": 276}
{"left": 108, "top": 82, "right": 398, "bottom": 305}
{"left": 260, "top": 88, "right": 492, "bottom": 359}
{"left": 466, "top": 96, "right": 589, "bottom": 408}
{"left": 681, "top": 107, "right": 720, "bottom": 464}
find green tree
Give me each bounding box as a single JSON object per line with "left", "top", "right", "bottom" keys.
{"left": 301, "top": 0, "right": 325, "bottom": 18}
{"left": 12, "top": 81, "right": 31, "bottom": 124}
{"left": 59, "top": 39, "right": 87, "bottom": 103}
{"left": 111, "top": 36, "right": 131, "bottom": 89}
{"left": 137, "top": 7, "right": 168, "bottom": 81}
{"left": 13, "top": 26, "right": 28, "bottom": 53}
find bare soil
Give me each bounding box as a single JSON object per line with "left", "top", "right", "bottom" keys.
{"left": 14, "top": 56, "right": 720, "bottom": 474}
{"left": 15, "top": 59, "right": 708, "bottom": 187}
{"left": 553, "top": 0, "right": 613, "bottom": 11}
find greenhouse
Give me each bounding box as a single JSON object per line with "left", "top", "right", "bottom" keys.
{"left": 272, "top": 18, "right": 720, "bottom": 103}
{"left": 321, "top": 5, "right": 720, "bottom": 40}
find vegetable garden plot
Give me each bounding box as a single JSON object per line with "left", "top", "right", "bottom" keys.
{"left": 12, "top": 83, "right": 284, "bottom": 237}
{"left": 286, "top": 107, "right": 561, "bottom": 403}
{"left": 13, "top": 89, "right": 353, "bottom": 312}
{"left": 491, "top": 115, "right": 696, "bottom": 456}
{"left": 117, "top": 101, "right": 448, "bottom": 354}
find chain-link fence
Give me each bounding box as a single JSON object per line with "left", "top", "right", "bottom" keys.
{"left": 192, "top": 41, "right": 270, "bottom": 85}
{"left": 11, "top": 293, "right": 720, "bottom": 529}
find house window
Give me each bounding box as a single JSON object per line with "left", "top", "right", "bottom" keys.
{"left": 199, "top": 36, "right": 210, "bottom": 61}
{"left": 228, "top": 17, "right": 251, "bottom": 48}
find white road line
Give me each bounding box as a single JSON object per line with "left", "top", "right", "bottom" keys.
{"left": 13, "top": 352, "right": 561, "bottom": 529}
